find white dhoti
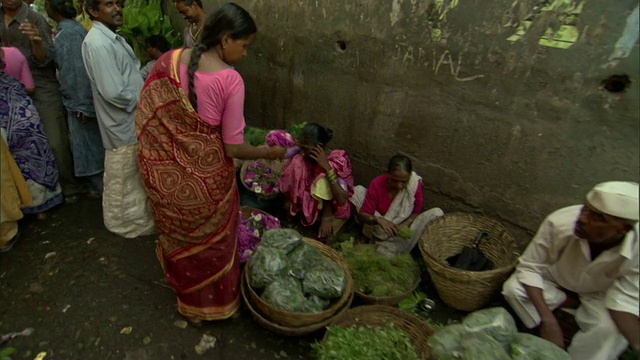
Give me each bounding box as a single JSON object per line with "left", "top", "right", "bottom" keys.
{"left": 502, "top": 275, "right": 629, "bottom": 360}
{"left": 103, "top": 144, "right": 155, "bottom": 238}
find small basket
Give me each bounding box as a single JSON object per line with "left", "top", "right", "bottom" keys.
{"left": 324, "top": 305, "right": 435, "bottom": 360}
{"left": 240, "top": 205, "right": 270, "bottom": 222}
{"left": 241, "top": 267, "right": 354, "bottom": 336}
{"left": 240, "top": 159, "right": 285, "bottom": 200}
{"left": 348, "top": 243, "right": 422, "bottom": 306}
{"left": 355, "top": 275, "right": 421, "bottom": 306}
{"left": 245, "top": 237, "right": 354, "bottom": 328}
{"left": 419, "top": 212, "right": 519, "bottom": 312}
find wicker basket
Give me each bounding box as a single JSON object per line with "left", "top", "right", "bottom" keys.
{"left": 239, "top": 159, "right": 285, "bottom": 200}
{"left": 245, "top": 237, "right": 354, "bottom": 328}
{"left": 241, "top": 267, "right": 354, "bottom": 336}
{"left": 324, "top": 305, "right": 435, "bottom": 360}
{"left": 419, "top": 212, "right": 519, "bottom": 312}
{"left": 355, "top": 276, "right": 421, "bottom": 306}
{"left": 240, "top": 206, "right": 269, "bottom": 222}
{"left": 346, "top": 244, "right": 422, "bottom": 306}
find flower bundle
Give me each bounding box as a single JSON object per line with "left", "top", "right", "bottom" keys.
{"left": 238, "top": 210, "right": 281, "bottom": 262}
{"left": 266, "top": 130, "right": 296, "bottom": 148}
{"left": 243, "top": 160, "right": 281, "bottom": 195}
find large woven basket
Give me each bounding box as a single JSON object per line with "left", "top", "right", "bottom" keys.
{"left": 241, "top": 267, "right": 354, "bottom": 336}
{"left": 419, "top": 212, "right": 519, "bottom": 312}
{"left": 324, "top": 305, "right": 435, "bottom": 360}
{"left": 239, "top": 159, "right": 285, "bottom": 200}
{"left": 245, "top": 237, "right": 354, "bottom": 328}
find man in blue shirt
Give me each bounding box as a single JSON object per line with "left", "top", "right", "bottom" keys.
{"left": 45, "top": 0, "right": 105, "bottom": 198}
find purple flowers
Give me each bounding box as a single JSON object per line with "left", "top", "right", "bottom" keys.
{"left": 243, "top": 161, "right": 281, "bottom": 195}
{"left": 266, "top": 130, "right": 296, "bottom": 148}
{"left": 238, "top": 210, "right": 281, "bottom": 263}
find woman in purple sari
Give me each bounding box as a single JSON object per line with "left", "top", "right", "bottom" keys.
{"left": 0, "top": 59, "right": 63, "bottom": 218}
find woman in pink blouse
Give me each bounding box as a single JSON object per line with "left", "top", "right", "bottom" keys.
{"left": 350, "top": 154, "right": 444, "bottom": 255}
{"left": 136, "top": 3, "right": 285, "bottom": 324}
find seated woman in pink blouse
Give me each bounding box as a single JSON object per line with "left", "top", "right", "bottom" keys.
{"left": 278, "top": 123, "right": 355, "bottom": 241}
{"left": 350, "top": 154, "right": 444, "bottom": 255}
{"left": 0, "top": 47, "right": 35, "bottom": 93}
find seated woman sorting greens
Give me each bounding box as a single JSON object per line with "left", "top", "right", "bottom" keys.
{"left": 350, "top": 154, "right": 444, "bottom": 255}
{"left": 277, "top": 123, "right": 354, "bottom": 240}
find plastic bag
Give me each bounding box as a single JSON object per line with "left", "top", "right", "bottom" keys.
{"left": 302, "top": 294, "right": 330, "bottom": 313}
{"left": 459, "top": 332, "right": 511, "bottom": 360}
{"left": 510, "top": 333, "right": 570, "bottom": 360}
{"left": 462, "top": 307, "right": 518, "bottom": 350}
{"left": 261, "top": 275, "right": 308, "bottom": 312}
{"left": 261, "top": 228, "right": 303, "bottom": 253}
{"left": 428, "top": 324, "right": 467, "bottom": 360}
{"left": 249, "top": 246, "right": 288, "bottom": 289}
{"left": 302, "top": 257, "right": 346, "bottom": 299}
{"left": 287, "top": 242, "right": 325, "bottom": 279}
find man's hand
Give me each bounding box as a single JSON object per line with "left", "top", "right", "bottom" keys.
{"left": 19, "top": 20, "right": 42, "bottom": 43}
{"left": 540, "top": 316, "right": 565, "bottom": 349}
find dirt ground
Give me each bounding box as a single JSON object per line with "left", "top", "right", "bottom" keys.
{"left": 0, "top": 188, "right": 495, "bottom": 360}
{"left": 6, "top": 190, "right": 634, "bottom": 360}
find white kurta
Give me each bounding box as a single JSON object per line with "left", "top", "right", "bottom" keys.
{"left": 502, "top": 205, "right": 638, "bottom": 360}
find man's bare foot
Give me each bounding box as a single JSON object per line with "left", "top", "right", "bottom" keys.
{"left": 36, "top": 212, "right": 48, "bottom": 220}
{"left": 230, "top": 309, "right": 241, "bottom": 320}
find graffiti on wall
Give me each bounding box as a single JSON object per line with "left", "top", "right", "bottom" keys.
{"left": 506, "top": 0, "right": 586, "bottom": 49}
{"left": 392, "top": 43, "right": 485, "bottom": 82}
{"left": 604, "top": 5, "right": 639, "bottom": 68}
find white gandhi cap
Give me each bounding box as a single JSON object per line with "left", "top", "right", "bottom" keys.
{"left": 586, "top": 181, "right": 639, "bottom": 221}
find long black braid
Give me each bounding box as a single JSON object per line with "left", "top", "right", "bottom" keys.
{"left": 186, "top": 2, "right": 257, "bottom": 111}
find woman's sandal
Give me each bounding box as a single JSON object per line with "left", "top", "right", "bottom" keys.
{"left": 186, "top": 317, "right": 203, "bottom": 327}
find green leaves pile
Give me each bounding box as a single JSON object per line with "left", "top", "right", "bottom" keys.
{"left": 244, "top": 126, "right": 270, "bottom": 146}
{"left": 339, "top": 241, "right": 420, "bottom": 297}
{"left": 397, "top": 227, "right": 416, "bottom": 239}
{"left": 313, "top": 324, "right": 419, "bottom": 360}
{"left": 120, "top": 0, "right": 181, "bottom": 62}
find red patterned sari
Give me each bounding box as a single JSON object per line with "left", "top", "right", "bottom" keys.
{"left": 135, "top": 49, "right": 240, "bottom": 320}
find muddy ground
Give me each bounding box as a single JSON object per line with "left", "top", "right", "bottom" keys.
{"left": 1, "top": 187, "right": 503, "bottom": 360}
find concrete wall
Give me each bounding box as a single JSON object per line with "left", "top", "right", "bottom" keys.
{"left": 168, "top": 0, "right": 639, "bottom": 243}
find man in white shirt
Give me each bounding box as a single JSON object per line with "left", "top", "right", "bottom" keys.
{"left": 503, "top": 181, "right": 639, "bottom": 360}
{"left": 81, "top": 0, "right": 154, "bottom": 238}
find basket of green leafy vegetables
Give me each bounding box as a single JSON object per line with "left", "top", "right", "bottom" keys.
{"left": 314, "top": 305, "right": 435, "bottom": 359}
{"left": 339, "top": 241, "right": 421, "bottom": 306}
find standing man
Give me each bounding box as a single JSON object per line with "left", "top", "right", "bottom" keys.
{"left": 174, "top": 0, "right": 205, "bottom": 48}
{"left": 139, "top": 34, "right": 169, "bottom": 80}
{"left": 81, "top": 0, "right": 154, "bottom": 237}
{"left": 503, "top": 181, "right": 639, "bottom": 360}
{"left": 0, "top": 0, "right": 77, "bottom": 195}
{"left": 45, "top": 0, "right": 104, "bottom": 198}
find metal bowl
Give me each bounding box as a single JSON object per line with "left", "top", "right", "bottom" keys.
{"left": 418, "top": 298, "right": 436, "bottom": 312}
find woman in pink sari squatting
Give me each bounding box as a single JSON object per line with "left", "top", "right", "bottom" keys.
{"left": 278, "top": 123, "right": 354, "bottom": 240}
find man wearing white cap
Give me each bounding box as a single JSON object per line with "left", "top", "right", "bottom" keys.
{"left": 502, "top": 181, "right": 639, "bottom": 360}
